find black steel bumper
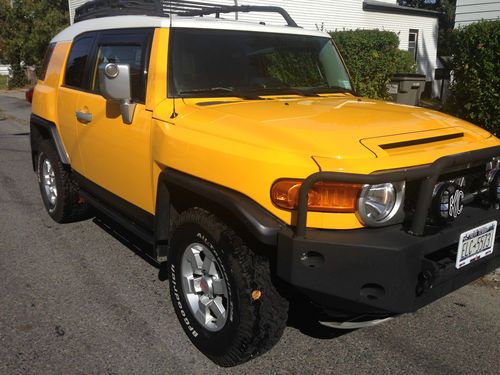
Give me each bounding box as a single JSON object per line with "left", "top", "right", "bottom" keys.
{"left": 276, "top": 146, "right": 500, "bottom": 314}
{"left": 277, "top": 206, "right": 499, "bottom": 314}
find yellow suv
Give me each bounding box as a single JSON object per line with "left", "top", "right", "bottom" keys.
{"left": 30, "top": 0, "right": 499, "bottom": 367}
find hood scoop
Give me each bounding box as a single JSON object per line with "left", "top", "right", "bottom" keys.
{"left": 379, "top": 132, "right": 465, "bottom": 150}
{"left": 361, "top": 128, "right": 479, "bottom": 158}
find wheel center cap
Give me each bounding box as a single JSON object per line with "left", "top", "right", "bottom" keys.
{"left": 200, "top": 276, "right": 213, "bottom": 296}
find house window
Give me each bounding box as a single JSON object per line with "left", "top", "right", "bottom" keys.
{"left": 408, "top": 29, "right": 419, "bottom": 61}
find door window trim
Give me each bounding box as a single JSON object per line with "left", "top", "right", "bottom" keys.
{"left": 63, "top": 31, "right": 97, "bottom": 92}
{"left": 90, "top": 28, "right": 154, "bottom": 104}
{"left": 62, "top": 28, "right": 154, "bottom": 105}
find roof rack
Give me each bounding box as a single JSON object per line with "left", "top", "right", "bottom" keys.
{"left": 74, "top": 0, "right": 299, "bottom": 27}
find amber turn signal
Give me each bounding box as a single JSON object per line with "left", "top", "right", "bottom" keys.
{"left": 271, "top": 179, "right": 363, "bottom": 213}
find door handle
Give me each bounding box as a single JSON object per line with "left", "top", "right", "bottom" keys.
{"left": 76, "top": 111, "right": 92, "bottom": 124}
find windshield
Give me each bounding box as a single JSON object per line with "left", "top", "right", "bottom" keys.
{"left": 170, "top": 29, "right": 354, "bottom": 98}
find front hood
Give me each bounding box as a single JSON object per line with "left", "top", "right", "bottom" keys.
{"left": 180, "top": 96, "right": 492, "bottom": 161}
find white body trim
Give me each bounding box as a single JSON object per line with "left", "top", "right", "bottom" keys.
{"left": 51, "top": 15, "right": 330, "bottom": 43}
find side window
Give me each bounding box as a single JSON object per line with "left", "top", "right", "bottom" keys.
{"left": 92, "top": 30, "right": 153, "bottom": 103}
{"left": 65, "top": 35, "right": 95, "bottom": 89}
{"left": 39, "top": 43, "right": 55, "bottom": 81}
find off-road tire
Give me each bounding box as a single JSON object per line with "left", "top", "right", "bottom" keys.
{"left": 37, "top": 140, "right": 91, "bottom": 223}
{"left": 168, "top": 208, "right": 289, "bottom": 367}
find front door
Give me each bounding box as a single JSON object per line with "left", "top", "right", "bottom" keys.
{"left": 75, "top": 29, "right": 155, "bottom": 214}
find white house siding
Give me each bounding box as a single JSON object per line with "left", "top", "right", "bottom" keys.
{"left": 0, "top": 64, "right": 10, "bottom": 76}
{"left": 228, "top": 0, "right": 439, "bottom": 97}
{"left": 68, "top": 0, "right": 89, "bottom": 24}
{"left": 68, "top": 0, "right": 439, "bottom": 96}
{"left": 455, "top": 0, "right": 500, "bottom": 27}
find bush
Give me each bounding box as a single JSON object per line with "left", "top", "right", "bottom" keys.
{"left": 0, "top": 0, "right": 68, "bottom": 88}
{"left": 7, "top": 64, "right": 27, "bottom": 89}
{"left": 444, "top": 20, "right": 500, "bottom": 135}
{"left": 330, "top": 29, "right": 416, "bottom": 100}
{"left": 0, "top": 75, "right": 8, "bottom": 89}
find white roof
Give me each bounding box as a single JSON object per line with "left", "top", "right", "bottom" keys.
{"left": 51, "top": 15, "right": 330, "bottom": 43}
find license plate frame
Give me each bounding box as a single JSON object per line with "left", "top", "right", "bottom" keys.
{"left": 456, "top": 221, "right": 497, "bottom": 269}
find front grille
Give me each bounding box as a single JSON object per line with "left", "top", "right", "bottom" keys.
{"left": 404, "top": 162, "right": 492, "bottom": 230}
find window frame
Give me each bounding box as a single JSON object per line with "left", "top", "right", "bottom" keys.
{"left": 90, "top": 28, "right": 154, "bottom": 104}
{"left": 39, "top": 43, "right": 56, "bottom": 82}
{"left": 167, "top": 28, "right": 354, "bottom": 99}
{"left": 63, "top": 32, "right": 97, "bottom": 91}
{"left": 63, "top": 28, "right": 154, "bottom": 104}
{"left": 408, "top": 29, "right": 419, "bottom": 62}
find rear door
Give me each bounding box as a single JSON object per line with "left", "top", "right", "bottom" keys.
{"left": 57, "top": 32, "right": 97, "bottom": 174}
{"left": 75, "top": 28, "right": 156, "bottom": 215}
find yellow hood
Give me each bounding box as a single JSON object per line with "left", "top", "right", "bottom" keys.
{"left": 179, "top": 96, "right": 493, "bottom": 163}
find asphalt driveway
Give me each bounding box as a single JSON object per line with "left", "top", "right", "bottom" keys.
{"left": 0, "top": 92, "right": 499, "bottom": 374}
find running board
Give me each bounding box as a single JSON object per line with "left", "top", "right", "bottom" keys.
{"left": 80, "top": 191, "right": 155, "bottom": 245}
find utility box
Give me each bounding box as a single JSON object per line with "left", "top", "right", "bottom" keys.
{"left": 388, "top": 74, "right": 427, "bottom": 106}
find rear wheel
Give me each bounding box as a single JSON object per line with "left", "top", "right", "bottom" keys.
{"left": 168, "top": 208, "right": 288, "bottom": 367}
{"left": 37, "top": 140, "right": 91, "bottom": 223}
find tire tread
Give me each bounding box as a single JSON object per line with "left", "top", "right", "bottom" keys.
{"left": 170, "top": 208, "right": 288, "bottom": 367}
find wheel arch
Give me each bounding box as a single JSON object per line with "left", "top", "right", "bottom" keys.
{"left": 30, "top": 114, "right": 70, "bottom": 171}
{"left": 154, "top": 168, "right": 287, "bottom": 258}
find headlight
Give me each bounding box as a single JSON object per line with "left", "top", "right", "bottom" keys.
{"left": 357, "top": 182, "right": 405, "bottom": 226}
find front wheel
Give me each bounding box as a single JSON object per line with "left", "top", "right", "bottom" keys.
{"left": 168, "top": 208, "right": 288, "bottom": 367}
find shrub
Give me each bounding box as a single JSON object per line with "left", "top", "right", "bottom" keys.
{"left": 0, "top": 0, "right": 68, "bottom": 88}
{"left": 0, "top": 75, "right": 8, "bottom": 90}
{"left": 330, "top": 29, "right": 416, "bottom": 100}
{"left": 444, "top": 20, "right": 500, "bottom": 135}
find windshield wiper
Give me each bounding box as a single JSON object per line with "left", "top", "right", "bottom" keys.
{"left": 178, "top": 87, "right": 262, "bottom": 100}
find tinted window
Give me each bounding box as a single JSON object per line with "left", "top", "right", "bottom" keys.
{"left": 92, "top": 30, "right": 152, "bottom": 103}
{"left": 39, "top": 43, "right": 55, "bottom": 81}
{"left": 93, "top": 44, "right": 147, "bottom": 102}
{"left": 170, "top": 29, "right": 353, "bottom": 97}
{"left": 65, "top": 35, "right": 95, "bottom": 89}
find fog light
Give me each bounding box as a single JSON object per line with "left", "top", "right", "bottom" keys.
{"left": 433, "top": 183, "right": 464, "bottom": 221}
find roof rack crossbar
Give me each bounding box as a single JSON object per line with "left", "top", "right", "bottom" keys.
{"left": 74, "top": 0, "right": 299, "bottom": 27}
{"left": 181, "top": 5, "right": 298, "bottom": 27}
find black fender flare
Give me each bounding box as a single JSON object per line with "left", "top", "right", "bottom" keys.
{"left": 30, "top": 114, "right": 70, "bottom": 167}
{"left": 154, "top": 168, "right": 287, "bottom": 255}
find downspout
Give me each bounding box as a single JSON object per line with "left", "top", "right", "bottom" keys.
{"left": 234, "top": 0, "right": 238, "bottom": 20}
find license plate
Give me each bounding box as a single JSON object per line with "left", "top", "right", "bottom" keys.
{"left": 456, "top": 221, "right": 497, "bottom": 269}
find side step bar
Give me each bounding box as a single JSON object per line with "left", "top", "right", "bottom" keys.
{"left": 80, "top": 191, "right": 155, "bottom": 245}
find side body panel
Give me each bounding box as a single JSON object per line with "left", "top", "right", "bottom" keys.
{"left": 74, "top": 28, "right": 158, "bottom": 214}
{"left": 75, "top": 96, "right": 154, "bottom": 212}
{"left": 57, "top": 86, "right": 85, "bottom": 171}
{"left": 32, "top": 42, "right": 70, "bottom": 123}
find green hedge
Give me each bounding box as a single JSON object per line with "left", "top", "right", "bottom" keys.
{"left": 444, "top": 20, "right": 500, "bottom": 135}
{"left": 330, "top": 29, "right": 416, "bottom": 100}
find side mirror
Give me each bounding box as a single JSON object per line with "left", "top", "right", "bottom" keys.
{"left": 98, "top": 63, "right": 136, "bottom": 124}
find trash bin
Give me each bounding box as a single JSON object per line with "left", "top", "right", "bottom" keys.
{"left": 387, "top": 74, "right": 426, "bottom": 106}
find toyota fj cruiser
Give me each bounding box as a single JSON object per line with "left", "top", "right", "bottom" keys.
{"left": 30, "top": 0, "right": 499, "bottom": 367}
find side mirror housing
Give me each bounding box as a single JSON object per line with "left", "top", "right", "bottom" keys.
{"left": 98, "top": 63, "right": 136, "bottom": 124}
